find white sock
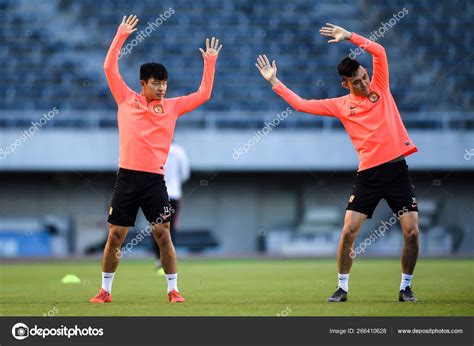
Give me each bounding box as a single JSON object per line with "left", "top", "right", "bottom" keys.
{"left": 400, "top": 273, "right": 413, "bottom": 291}
{"left": 165, "top": 273, "right": 178, "bottom": 293}
{"left": 338, "top": 273, "right": 350, "bottom": 292}
{"left": 102, "top": 272, "right": 115, "bottom": 293}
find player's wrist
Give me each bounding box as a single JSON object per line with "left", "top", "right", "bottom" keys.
{"left": 204, "top": 54, "right": 218, "bottom": 62}
{"left": 268, "top": 77, "right": 279, "bottom": 86}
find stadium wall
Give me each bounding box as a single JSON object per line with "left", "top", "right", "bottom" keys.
{"left": 0, "top": 172, "right": 472, "bottom": 256}
{"left": 0, "top": 128, "right": 473, "bottom": 171}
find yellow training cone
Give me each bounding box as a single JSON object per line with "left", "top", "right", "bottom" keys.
{"left": 61, "top": 274, "right": 81, "bottom": 284}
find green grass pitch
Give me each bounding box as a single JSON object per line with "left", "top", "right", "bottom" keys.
{"left": 1, "top": 258, "right": 473, "bottom": 316}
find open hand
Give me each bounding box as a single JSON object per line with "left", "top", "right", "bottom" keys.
{"left": 255, "top": 54, "right": 277, "bottom": 83}
{"left": 199, "top": 37, "right": 223, "bottom": 58}
{"left": 120, "top": 15, "right": 139, "bottom": 35}
{"left": 319, "top": 23, "right": 351, "bottom": 43}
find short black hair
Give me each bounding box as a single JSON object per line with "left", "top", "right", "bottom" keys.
{"left": 140, "top": 62, "right": 168, "bottom": 82}
{"left": 337, "top": 57, "right": 360, "bottom": 80}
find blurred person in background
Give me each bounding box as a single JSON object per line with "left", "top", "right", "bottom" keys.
{"left": 154, "top": 142, "right": 190, "bottom": 275}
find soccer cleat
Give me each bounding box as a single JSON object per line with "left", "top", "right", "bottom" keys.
{"left": 327, "top": 287, "right": 348, "bottom": 302}
{"left": 168, "top": 289, "right": 185, "bottom": 303}
{"left": 399, "top": 286, "right": 417, "bottom": 302}
{"left": 89, "top": 288, "right": 112, "bottom": 303}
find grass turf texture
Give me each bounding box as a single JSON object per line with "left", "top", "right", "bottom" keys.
{"left": 1, "top": 258, "right": 473, "bottom": 316}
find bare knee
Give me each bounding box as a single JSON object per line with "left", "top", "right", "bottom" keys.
{"left": 403, "top": 226, "right": 419, "bottom": 244}
{"left": 153, "top": 223, "right": 172, "bottom": 248}
{"left": 341, "top": 225, "right": 360, "bottom": 245}
{"left": 107, "top": 225, "right": 127, "bottom": 247}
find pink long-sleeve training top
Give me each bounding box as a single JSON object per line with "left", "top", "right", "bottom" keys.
{"left": 273, "top": 32, "right": 417, "bottom": 171}
{"left": 104, "top": 25, "right": 216, "bottom": 175}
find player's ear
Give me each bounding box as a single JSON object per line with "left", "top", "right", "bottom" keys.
{"left": 140, "top": 80, "right": 146, "bottom": 88}
{"left": 341, "top": 81, "right": 349, "bottom": 90}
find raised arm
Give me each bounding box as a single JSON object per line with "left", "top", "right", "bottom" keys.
{"left": 103, "top": 15, "right": 139, "bottom": 104}
{"left": 174, "top": 37, "right": 222, "bottom": 116}
{"left": 255, "top": 55, "right": 338, "bottom": 116}
{"left": 320, "top": 23, "right": 389, "bottom": 89}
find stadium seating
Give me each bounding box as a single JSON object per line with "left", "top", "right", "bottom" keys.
{"left": 0, "top": 0, "right": 472, "bottom": 120}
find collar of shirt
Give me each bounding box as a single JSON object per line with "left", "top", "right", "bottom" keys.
{"left": 348, "top": 92, "right": 369, "bottom": 102}
{"left": 138, "top": 91, "right": 164, "bottom": 106}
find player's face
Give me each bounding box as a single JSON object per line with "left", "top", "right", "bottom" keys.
{"left": 344, "top": 66, "right": 371, "bottom": 97}
{"left": 141, "top": 78, "right": 167, "bottom": 101}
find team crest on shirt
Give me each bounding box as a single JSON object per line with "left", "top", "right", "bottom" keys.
{"left": 367, "top": 91, "right": 380, "bottom": 103}
{"left": 153, "top": 104, "right": 164, "bottom": 114}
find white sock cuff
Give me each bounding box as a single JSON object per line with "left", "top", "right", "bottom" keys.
{"left": 400, "top": 273, "right": 413, "bottom": 290}
{"left": 165, "top": 273, "right": 178, "bottom": 280}
{"left": 101, "top": 272, "right": 115, "bottom": 293}
{"left": 165, "top": 273, "right": 178, "bottom": 293}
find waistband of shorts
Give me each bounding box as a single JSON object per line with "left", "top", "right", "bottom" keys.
{"left": 359, "top": 157, "right": 406, "bottom": 173}
{"left": 387, "top": 155, "right": 406, "bottom": 164}
{"left": 118, "top": 167, "right": 165, "bottom": 179}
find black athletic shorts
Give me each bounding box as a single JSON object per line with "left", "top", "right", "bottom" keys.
{"left": 107, "top": 168, "right": 173, "bottom": 227}
{"left": 346, "top": 159, "right": 418, "bottom": 219}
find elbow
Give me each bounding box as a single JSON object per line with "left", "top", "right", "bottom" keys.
{"left": 103, "top": 63, "right": 111, "bottom": 73}
{"left": 292, "top": 103, "right": 304, "bottom": 112}
{"left": 201, "top": 89, "right": 212, "bottom": 102}
{"left": 375, "top": 44, "right": 386, "bottom": 55}
{"left": 193, "top": 84, "right": 212, "bottom": 104}
{"left": 103, "top": 57, "right": 116, "bottom": 73}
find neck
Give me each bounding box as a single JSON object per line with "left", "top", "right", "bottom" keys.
{"left": 350, "top": 92, "right": 365, "bottom": 99}
{"left": 146, "top": 96, "right": 160, "bottom": 104}
{"left": 141, "top": 91, "right": 160, "bottom": 104}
